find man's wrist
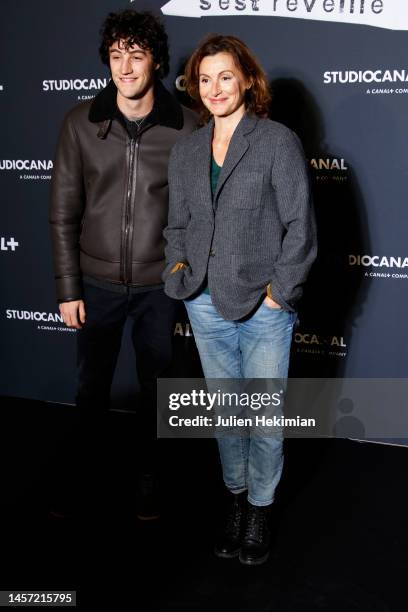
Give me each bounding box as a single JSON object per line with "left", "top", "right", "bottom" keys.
{"left": 58, "top": 297, "right": 82, "bottom": 304}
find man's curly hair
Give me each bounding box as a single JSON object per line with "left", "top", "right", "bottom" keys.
{"left": 99, "top": 10, "right": 169, "bottom": 79}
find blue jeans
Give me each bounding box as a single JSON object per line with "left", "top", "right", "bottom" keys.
{"left": 184, "top": 292, "right": 296, "bottom": 506}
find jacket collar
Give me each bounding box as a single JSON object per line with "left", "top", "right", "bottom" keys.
{"left": 88, "top": 78, "right": 184, "bottom": 132}
{"left": 200, "top": 112, "right": 259, "bottom": 141}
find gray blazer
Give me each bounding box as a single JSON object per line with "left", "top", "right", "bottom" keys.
{"left": 163, "top": 113, "right": 317, "bottom": 321}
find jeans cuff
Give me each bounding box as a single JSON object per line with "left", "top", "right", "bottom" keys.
{"left": 226, "top": 486, "right": 247, "bottom": 495}
{"left": 247, "top": 495, "right": 274, "bottom": 507}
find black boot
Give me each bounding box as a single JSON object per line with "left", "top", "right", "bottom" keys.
{"left": 239, "top": 502, "right": 271, "bottom": 566}
{"left": 214, "top": 490, "right": 247, "bottom": 559}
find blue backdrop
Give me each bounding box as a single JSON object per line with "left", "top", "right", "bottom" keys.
{"left": 1, "top": 0, "right": 407, "bottom": 442}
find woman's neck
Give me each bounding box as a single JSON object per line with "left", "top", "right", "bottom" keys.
{"left": 213, "top": 104, "right": 246, "bottom": 142}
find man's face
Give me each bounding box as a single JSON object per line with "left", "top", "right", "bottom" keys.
{"left": 109, "top": 39, "right": 159, "bottom": 100}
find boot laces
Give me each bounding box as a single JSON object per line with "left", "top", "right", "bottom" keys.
{"left": 225, "top": 496, "right": 244, "bottom": 535}
{"left": 245, "top": 506, "right": 266, "bottom": 542}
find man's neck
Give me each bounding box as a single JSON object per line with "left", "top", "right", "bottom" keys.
{"left": 116, "top": 86, "right": 155, "bottom": 120}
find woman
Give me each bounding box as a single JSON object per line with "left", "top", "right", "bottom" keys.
{"left": 163, "top": 35, "right": 317, "bottom": 565}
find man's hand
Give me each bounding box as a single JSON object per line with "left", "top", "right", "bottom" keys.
{"left": 59, "top": 300, "right": 86, "bottom": 329}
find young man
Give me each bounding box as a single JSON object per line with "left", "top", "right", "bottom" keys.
{"left": 49, "top": 10, "right": 198, "bottom": 519}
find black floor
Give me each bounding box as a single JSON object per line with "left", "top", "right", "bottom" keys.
{"left": 0, "top": 396, "right": 407, "bottom": 611}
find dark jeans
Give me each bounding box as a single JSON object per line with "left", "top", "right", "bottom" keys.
{"left": 77, "top": 282, "right": 179, "bottom": 471}
{"left": 49, "top": 284, "right": 178, "bottom": 512}
{"left": 50, "top": 284, "right": 178, "bottom": 516}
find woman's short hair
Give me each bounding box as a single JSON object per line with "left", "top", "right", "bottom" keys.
{"left": 99, "top": 10, "right": 169, "bottom": 79}
{"left": 184, "top": 34, "right": 271, "bottom": 121}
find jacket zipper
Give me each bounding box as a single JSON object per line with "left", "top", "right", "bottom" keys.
{"left": 122, "top": 137, "right": 138, "bottom": 284}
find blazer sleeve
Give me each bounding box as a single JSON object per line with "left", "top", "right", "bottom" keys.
{"left": 269, "top": 129, "right": 317, "bottom": 310}
{"left": 162, "top": 142, "right": 190, "bottom": 281}
{"left": 49, "top": 113, "right": 85, "bottom": 303}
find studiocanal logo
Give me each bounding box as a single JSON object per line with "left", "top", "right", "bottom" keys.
{"left": 309, "top": 157, "right": 348, "bottom": 182}
{"left": 42, "top": 77, "right": 109, "bottom": 101}
{"left": 160, "top": 1, "right": 408, "bottom": 31}
{"left": 294, "top": 331, "right": 348, "bottom": 358}
{"left": 174, "top": 321, "right": 193, "bottom": 336}
{"left": 5, "top": 309, "right": 77, "bottom": 334}
{"left": 0, "top": 159, "right": 53, "bottom": 181}
{"left": 1, "top": 237, "right": 19, "bottom": 252}
{"left": 323, "top": 69, "right": 408, "bottom": 95}
{"left": 349, "top": 254, "right": 408, "bottom": 279}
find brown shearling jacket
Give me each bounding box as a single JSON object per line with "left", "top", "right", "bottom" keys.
{"left": 49, "top": 79, "right": 199, "bottom": 302}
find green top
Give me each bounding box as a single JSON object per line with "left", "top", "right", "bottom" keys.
{"left": 211, "top": 156, "right": 222, "bottom": 199}
{"left": 202, "top": 157, "right": 222, "bottom": 295}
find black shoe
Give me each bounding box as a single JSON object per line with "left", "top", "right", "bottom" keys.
{"left": 214, "top": 490, "right": 247, "bottom": 559}
{"left": 47, "top": 496, "right": 76, "bottom": 520}
{"left": 49, "top": 506, "right": 74, "bottom": 520}
{"left": 239, "top": 502, "right": 271, "bottom": 566}
{"left": 136, "top": 473, "right": 160, "bottom": 521}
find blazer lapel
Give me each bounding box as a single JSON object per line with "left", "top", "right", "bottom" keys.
{"left": 191, "top": 120, "right": 214, "bottom": 220}
{"left": 214, "top": 113, "right": 258, "bottom": 202}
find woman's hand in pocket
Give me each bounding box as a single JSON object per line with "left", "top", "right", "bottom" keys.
{"left": 263, "top": 295, "right": 282, "bottom": 310}
{"left": 170, "top": 262, "right": 188, "bottom": 274}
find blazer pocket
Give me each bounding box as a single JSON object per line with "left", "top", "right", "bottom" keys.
{"left": 228, "top": 171, "right": 264, "bottom": 210}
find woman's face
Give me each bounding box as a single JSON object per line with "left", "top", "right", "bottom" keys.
{"left": 198, "top": 52, "right": 250, "bottom": 119}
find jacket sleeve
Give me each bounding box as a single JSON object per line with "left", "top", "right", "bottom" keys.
{"left": 269, "top": 129, "right": 317, "bottom": 311}
{"left": 49, "top": 113, "right": 85, "bottom": 303}
{"left": 162, "top": 143, "right": 190, "bottom": 281}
